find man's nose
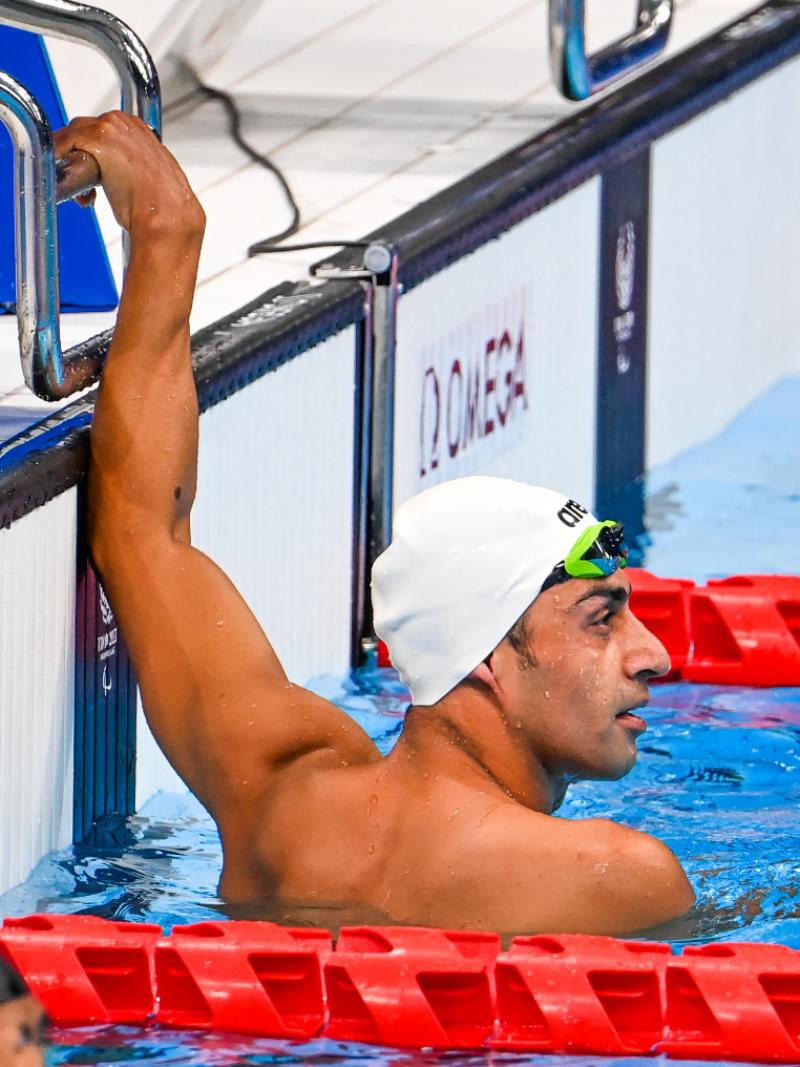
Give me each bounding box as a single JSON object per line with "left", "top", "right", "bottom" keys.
{"left": 625, "top": 611, "right": 671, "bottom": 680}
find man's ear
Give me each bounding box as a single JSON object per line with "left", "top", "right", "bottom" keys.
{"left": 468, "top": 656, "right": 502, "bottom": 697}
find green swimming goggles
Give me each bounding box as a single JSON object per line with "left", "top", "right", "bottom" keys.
{"left": 541, "top": 520, "right": 629, "bottom": 592}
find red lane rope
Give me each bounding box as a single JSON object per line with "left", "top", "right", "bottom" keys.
{"left": 3, "top": 915, "right": 800, "bottom": 1059}
{"left": 630, "top": 571, "right": 800, "bottom": 687}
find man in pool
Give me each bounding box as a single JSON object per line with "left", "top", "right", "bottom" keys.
{"left": 0, "top": 959, "right": 47, "bottom": 1066}
{"left": 58, "top": 113, "right": 694, "bottom": 934}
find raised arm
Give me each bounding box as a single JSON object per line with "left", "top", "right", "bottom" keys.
{"left": 58, "top": 114, "right": 373, "bottom": 826}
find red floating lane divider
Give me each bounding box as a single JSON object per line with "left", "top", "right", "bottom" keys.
{"left": 6, "top": 918, "right": 800, "bottom": 1059}
{"left": 324, "top": 926, "right": 499, "bottom": 1048}
{"left": 628, "top": 570, "right": 694, "bottom": 680}
{"left": 684, "top": 577, "right": 800, "bottom": 687}
{"left": 493, "top": 934, "right": 670, "bottom": 1054}
{"left": 0, "top": 914, "right": 161, "bottom": 1026}
{"left": 661, "top": 943, "right": 800, "bottom": 1062}
{"left": 155, "top": 921, "right": 331, "bottom": 1037}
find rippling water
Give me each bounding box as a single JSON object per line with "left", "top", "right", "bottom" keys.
{"left": 5, "top": 672, "right": 800, "bottom": 946}
{"left": 6, "top": 673, "right": 800, "bottom": 1065}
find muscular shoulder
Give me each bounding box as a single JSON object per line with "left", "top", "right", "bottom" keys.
{"left": 191, "top": 681, "right": 379, "bottom": 828}
{"left": 435, "top": 807, "right": 694, "bottom": 935}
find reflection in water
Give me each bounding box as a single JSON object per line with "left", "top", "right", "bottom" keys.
{"left": 50, "top": 1028, "right": 689, "bottom": 1067}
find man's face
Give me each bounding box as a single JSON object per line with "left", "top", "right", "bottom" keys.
{"left": 496, "top": 570, "right": 670, "bottom": 783}
{"left": 0, "top": 997, "right": 47, "bottom": 1066}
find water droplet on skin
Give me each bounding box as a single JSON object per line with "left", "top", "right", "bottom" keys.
{"left": 367, "top": 843, "right": 375, "bottom": 855}
{"left": 544, "top": 690, "right": 550, "bottom": 698}
{"left": 215, "top": 619, "right": 223, "bottom": 627}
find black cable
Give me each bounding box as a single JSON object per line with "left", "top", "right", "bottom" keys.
{"left": 171, "top": 70, "right": 302, "bottom": 252}
{"left": 164, "top": 73, "right": 374, "bottom": 264}
{"left": 249, "top": 241, "right": 369, "bottom": 253}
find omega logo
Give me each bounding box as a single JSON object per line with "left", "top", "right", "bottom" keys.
{"left": 419, "top": 322, "right": 528, "bottom": 480}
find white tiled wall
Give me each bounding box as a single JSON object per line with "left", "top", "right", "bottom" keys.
{"left": 0, "top": 490, "right": 76, "bottom": 894}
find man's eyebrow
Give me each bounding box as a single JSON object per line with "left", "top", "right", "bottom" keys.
{"left": 572, "top": 584, "right": 630, "bottom": 607}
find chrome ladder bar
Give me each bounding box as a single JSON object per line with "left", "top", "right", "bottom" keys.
{"left": 0, "top": 0, "right": 161, "bottom": 400}
{"left": 0, "top": 0, "right": 160, "bottom": 130}
{"left": 549, "top": 0, "right": 674, "bottom": 101}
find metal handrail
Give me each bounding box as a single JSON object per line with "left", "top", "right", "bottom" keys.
{"left": 0, "top": 71, "right": 99, "bottom": 398}
{"left": 549, "top": 0, "right": 674, "bottom": 101}
{"left": 0, "top": 0, "right": 161, "bottom": 400}
{"left": 0, "top": 0, "right": 160, "bottom": 131}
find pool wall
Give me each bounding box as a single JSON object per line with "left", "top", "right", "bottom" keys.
{"left": 0, "top": 0, "right": 799, "bottom": 894}
{"left": 649, "top": 48, "right": 800, "bottom": 467}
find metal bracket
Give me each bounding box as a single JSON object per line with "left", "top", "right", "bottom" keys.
{"left": 549, "top": 0, "right": 674, "bottom": 101}
{"left": 312, "top": 242, "right": 400, "bottom": 659}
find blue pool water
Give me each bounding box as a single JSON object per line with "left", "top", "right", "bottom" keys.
{"left": 643, "top": 376, "right": 800, "bottom": 582}
{"left": 3, "top": 375, "right": 800, "bottom": 1064}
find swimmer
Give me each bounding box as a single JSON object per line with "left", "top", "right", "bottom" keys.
{"left": 0, "top": 959, "right": 46, "bottom": 1066}
{"left": 58, "top": 113, "right": 694, "bottom": 934}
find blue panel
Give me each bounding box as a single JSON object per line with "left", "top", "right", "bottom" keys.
{"left": 74, "top": 518, "right": 138, "bottom": 844}
{"left": 595, "top": 149, "right": 650, "bottom": 564}
{"left": 0, "top": 24, "right": 118, "bottom": 312}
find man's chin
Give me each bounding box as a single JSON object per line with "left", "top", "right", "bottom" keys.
{"left": 606, "top": 754, "right": 638, "bottom": 781}
{"left": 565, "top": 751, "right": 638, "bottom": 784}
{"left": 592, "top": 743, "right": 640, "bottom": 782}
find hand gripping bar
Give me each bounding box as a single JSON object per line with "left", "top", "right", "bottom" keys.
{"left": 549, "top": 0, "right": 674, "bottom": 101}
{"left": 0, "top": 0, "right": 161, "bottom": 400}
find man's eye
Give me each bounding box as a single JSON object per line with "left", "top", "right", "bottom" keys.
{"left": 593, "top": 611, "right": 613, "bottom": 626}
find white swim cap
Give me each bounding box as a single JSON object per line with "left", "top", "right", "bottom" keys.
{"left": 371, "top": 477, "right": 599, "bottom": 706}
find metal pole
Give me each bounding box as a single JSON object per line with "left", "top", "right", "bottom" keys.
{"left": 311, "top": 242, "right": 400, "bottom": 658}
{"left": 365, "top": 244, "right": 399, "bottom": 628}
{"left": 55, "top": 148, "right": 100, "bottom": 202}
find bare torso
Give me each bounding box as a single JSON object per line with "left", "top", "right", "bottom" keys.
{"left": 214, "top": 695, "right": 691, "bottom": 934}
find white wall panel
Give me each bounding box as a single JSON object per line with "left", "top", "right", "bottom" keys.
{"left": 649, "top": 55, "right": 800, "bottom": 467}
{"left": 0, "top": 491, "right": 76, "bottom": 895}
{"left": 136, "top": 328, "right": 357, "bottom": 803}
{"left": 393, "top": 181, "right": 600, "bottom": 512}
